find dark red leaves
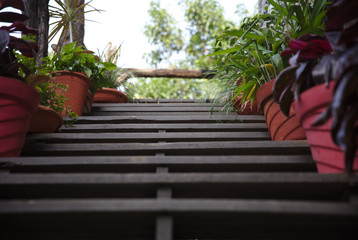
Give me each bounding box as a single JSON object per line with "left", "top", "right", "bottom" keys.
{"left": 0, "top": 21, "right": 38, "bottom": 35}
{"left": 281, "top": 35, "right": 331, "bottom": 61}
{"left": 0, "top": 0, "right": 25, "bottom": 11}
{"left": 9, "top": 37, "right": 38, "bottom": 57}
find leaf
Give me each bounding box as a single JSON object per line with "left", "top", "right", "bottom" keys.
{"left": 0, "top": 12, "right": 28, "bottom": 23}
{"left": 208, "top": 46, "right": 242, "bottom": 56}
{"left": 272, "top": 53, "right": 283, "bottom": 71}
{"left": 278, "top": 84, "right": 294, "bottom": 116}
{"left": 273, "top": 65, "right": 298, "bottom": 103}
{"left": 330, "top": 69, "right": 358, "bottom": 149}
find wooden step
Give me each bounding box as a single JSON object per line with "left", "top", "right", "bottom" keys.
{"left": 0, "top": 172, "right": 355, "bottom": 200}
{"left": 0, "top": 155, "right": 315, "bottom": 173}
{"left": 21, "top": 140, "right": 310, "bottom": 156}
{"left": 0, "top": 199, "right": 357, "bottom": 239}
{"left": 60, "top": 123, "right": 269, "bottom": 133}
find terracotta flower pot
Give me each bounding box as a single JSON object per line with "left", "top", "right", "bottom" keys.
{"left": 94, "top": 87, "right": 128, "bottom": 103}
{"left": 29, "top": 105, "right": 63, "bottom": 133}
{"left": 82, "top": 90, "right": 94, "bottom": 114}
{"left": 52, "top": 71, "right": 92, "bottom": 116}
{"left": 294, "top": 81, "right": 358, "bottom": 173}
{"left": 256, "top": 79, "right": 306, "bottom": 141}
{"left": 233, "top": 97, "right": 262, "bottom": 115}
{"left": 0, "top": 77, "right": 40, "bottom": 157}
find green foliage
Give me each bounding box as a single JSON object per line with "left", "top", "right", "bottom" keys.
{"left": 45, "top": 42, "right": 117, "bottom": 93}
{"left": 129, "top": 78, "right": 212, "bottom": 99}
{"left": 96, "top": 43, "right": 127, "bottom": 89}
{"left": 35, "top": 80, "right": 78, "bottom": 125}
{"left": 144, "top": 0, "right": 232, "bottom": 69}
{"left": 182, "top": 0, "right": 233, "bottom": 68}
{"left": 139, "top": 0, "right": 233, "bottom": 100}
{"left": 15, "top": 44, "right": 78, "bottom": 124}
{"left": 210, "top": 13, "right": 284, "bottom": 110}
{"left": 266, "top": 0, "right": 327, "bottom": 39}
{"left": 143, "top": 0, "right": 184, "bottom": 67}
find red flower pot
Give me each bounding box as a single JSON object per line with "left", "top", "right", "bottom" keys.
{"left": 52, "top": 71, "right": 92, "bottom": 116}
{"left": 94, "top": 87, "right": 128, "bottom": 103}
{"left": 0, "top": 77, "right": 40, "bottom": 157}
{"left": 294, "top": 81, "right": 358, "bottom": 173}
{"left": 29, "top": 105, "right": 63, "bottom": 133}
{"left": 233, "top": 97, "right": 262, "bottom": 115}
{"left": 256, "top": 79, "right": 306, "bottom": 141}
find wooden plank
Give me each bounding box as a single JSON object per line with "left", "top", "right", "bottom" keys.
{"left": 85, "top": 112, "right": 239, "bottom": 116}
{"left": 0, "top": 199, "right": 357, "bottom": 239}
{"left": 64, "top": 115, "right": 266, "bottom": 124}
{"left": 0, "top": 155, "right": 315, "bottom": 173}
{"left": 60, "top": 123, "right": 269, "bottom": 133}
{"left": 93, "top": 103, "right": 220, "bottom": 107}
{"left": 26, "top": 132, "right": 271, "bottom": 143}
{"left": 133, "top": 99, "right": 207, "bottom": 103}
{"left": 90, "top": 106, "right": 225, "bottom": 112}
{"left": 0, "top": 172, "right": 353, "bottom": 200}
{"left": 1, "top": 198, "right": 356, "bottom": 216}
{"left": 155, "top": 216, "right": 173, "bottom": 240}
{"left": 21, "top": 140, "right": 310, "bottom": 156}
{"left": 125, "top": 68, "right": 214, "bottom": 79}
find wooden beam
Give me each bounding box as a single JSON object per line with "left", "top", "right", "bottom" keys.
{"left": 118, "top": 68, "right": 215, "bottom": 82}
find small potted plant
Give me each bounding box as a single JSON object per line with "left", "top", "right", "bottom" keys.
{"left": 93, "top": 43, "right": 128, "bottom": 103}
{"left": 0, "top": 0, "right": 40, "bottom": 156}
{"left": 46, "top": 42, "right": 117, "bottom": 116}
{"left": 210, "top": 12, "right": 306, "bottom": 140}
{"left": 273, "top": 0, "right": 358, "bottom": 173}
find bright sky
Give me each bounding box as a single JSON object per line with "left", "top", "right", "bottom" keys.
{"left": 51, "top": 0, "right": 258, "bottom": 68}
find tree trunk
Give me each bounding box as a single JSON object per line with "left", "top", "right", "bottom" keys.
{"left": 72, "top": 0, "right": 85, "bottom": 47}
{"left": 23, "top": 0, "right": 50, "bottom": 64}
{"left": 57, "top": 0, "right": 85, "bottom": 50}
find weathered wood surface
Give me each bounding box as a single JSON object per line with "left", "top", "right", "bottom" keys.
{"left": 0, "top": 172, "right": 355, "bottom": 200}
{"left": 26, "top": 132, "right": 271, "bottom": 143}
{"left": 21, "top": 140, "right": 310, "bottom": 156}
{"left": 0, "top": 155, "right": 315, "bottom": 173}
{"left": 1, "top": 100, "right": 357, "bottom": 239}
{"left": 0, "top": 199, "right": 357, "bottom": 239}
{"left": 65, "top": 115, "right": 266, "bottom": 124}
{"left": 60, "top": 123, "right": 269, "bottom": 133}
{"left": 123, "top": 68, "right": 215, "bottom": 79}
{"left": 91, "top": 106, "right": 225, "bottom": 112}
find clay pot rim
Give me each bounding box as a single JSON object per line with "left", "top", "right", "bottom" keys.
{"left": 95, "top": 87, "right": 128, "bottom": 103}
{"left": 52, "top": 71, "right": 92, "bottom": 89}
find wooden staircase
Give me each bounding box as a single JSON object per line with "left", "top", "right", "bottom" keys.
{"left": 1, "top": 99, "right": 358, "bottom": 239}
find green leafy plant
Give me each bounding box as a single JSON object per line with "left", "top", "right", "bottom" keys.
{"left": 46, "top": 42, "right": 117, "bottom": 94}
{"left": 15, "top": 39, "right": 79, "bottom": 127}
{"left": 266, "top": 0, "right": 327, "bottom": 39}
{"left": 209, "top": 13, "right": 284, "bottom": 111}
{"left": 96, "top": 42, "right": 127, "bottom": 89}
